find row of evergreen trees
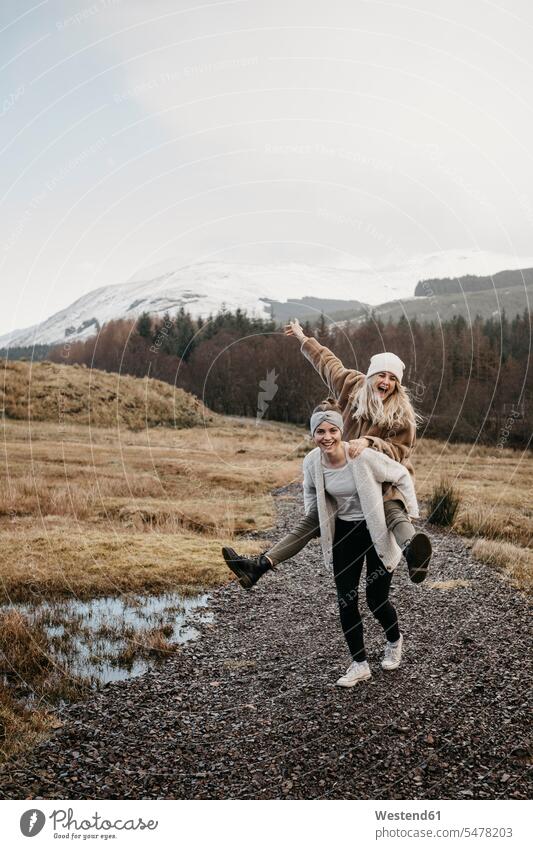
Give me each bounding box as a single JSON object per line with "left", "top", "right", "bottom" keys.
{"left": 136, "top": 307, "right": 278, "bottom": 361}
{"left": 0, "top": 343, "right": 51, "bottom": 361}
{"left": 47, "top": 306, "right": 532, "bottom": 447}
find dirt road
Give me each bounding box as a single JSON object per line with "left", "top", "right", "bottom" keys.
{"left": 1, "top": 485, "right": 530, "bottom": 799}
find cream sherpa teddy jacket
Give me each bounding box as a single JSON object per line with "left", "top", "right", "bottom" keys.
{"left": 303, "top": 447, "right": 419, "bottom": 572}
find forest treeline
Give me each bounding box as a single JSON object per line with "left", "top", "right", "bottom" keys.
{"left": 414, "top": 268, "right": 533, "bottom": 297}
{"left": 48, "top": 307, "right": 532, "bottom": 447}
{"left": 0, "top": 343, "right": 51, "bottom": 361}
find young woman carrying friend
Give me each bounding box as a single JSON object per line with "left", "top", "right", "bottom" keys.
{"left": 223, "top": 319, "right": 432, "bottom": 592}
{"left": 301, "top": 398, "right": 418, "bottom": 684}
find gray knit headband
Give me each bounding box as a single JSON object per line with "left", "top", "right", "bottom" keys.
{"left": 309, "top": 410, "right": 344, "bottom": 436}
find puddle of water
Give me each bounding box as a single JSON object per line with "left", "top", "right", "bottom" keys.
{"left": 4, "top": 591, "right": 213, "bottom": 685}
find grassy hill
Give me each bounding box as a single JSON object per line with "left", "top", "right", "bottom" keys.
{"left": 0, "top": 360, "right": 211, "bottom": 430}
{"left": 257, "top": 280, "right": 533, "bottom": 326}
{"left": 369, "top": 280, "right": 533, "bottom": 324}
{"left": 265, "top": 295, "right": 368, "bottom": 323}
{"left": 414, "top": 267, "right": 533, "bottom": 296}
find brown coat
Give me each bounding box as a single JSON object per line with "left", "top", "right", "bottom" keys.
{"left": 301, "top": 337, "right": 416, "bottom": 504}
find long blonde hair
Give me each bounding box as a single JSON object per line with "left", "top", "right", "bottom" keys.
{"left": 351, "top": 378, "right": 421, "bottom": 431}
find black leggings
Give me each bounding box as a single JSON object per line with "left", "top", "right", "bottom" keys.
{"left": 333, "top": 518, "right": 400, "bottom": 662}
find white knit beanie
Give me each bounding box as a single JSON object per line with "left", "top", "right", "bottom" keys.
{"left": 366, "top": 352, "right": 405, "bottom": 384}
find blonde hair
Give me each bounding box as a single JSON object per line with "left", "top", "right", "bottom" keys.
{"left": 350, "top": 378, "right": 422, "bottom": 430}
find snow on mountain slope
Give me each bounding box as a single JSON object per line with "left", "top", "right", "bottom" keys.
{"left": 0, "top": 263, "right": 367, "bottom": 348}
{"left": 2, "top": 251, "right": 533, "bottom": 348}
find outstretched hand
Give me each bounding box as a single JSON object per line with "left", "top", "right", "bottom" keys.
{"left": 284, "top": 318, "right": 306, "bottom": 342}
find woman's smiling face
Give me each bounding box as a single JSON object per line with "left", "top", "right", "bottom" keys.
{"left": 313, "top": 421, "right": 342, "bottom": 454}
{"left": 371, "top": 371, "right": 397, "bottom": 401}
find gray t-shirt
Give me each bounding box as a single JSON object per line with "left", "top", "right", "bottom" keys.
{"left": 321, "top": 442, "right": 364, "bottom": 521}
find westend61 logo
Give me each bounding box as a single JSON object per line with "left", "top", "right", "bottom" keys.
{"left": 20, "top": 807, "right": 159, "bottom": 837}
{"left": 20, "top": 810, "right": 46, "bottom": 837}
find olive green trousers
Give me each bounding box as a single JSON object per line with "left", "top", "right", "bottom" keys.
{"left": 266, "top": 499, "right": 414, "bottom": 566}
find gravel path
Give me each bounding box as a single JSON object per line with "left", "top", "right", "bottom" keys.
{"left": 1, "top": 484, "right": 531, "bottom": 800}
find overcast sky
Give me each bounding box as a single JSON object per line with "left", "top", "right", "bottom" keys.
{"left": 1, "top": 0, "right": 533, "bottom": 336}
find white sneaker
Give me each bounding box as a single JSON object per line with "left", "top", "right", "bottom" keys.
{"left": 381, "top": 633, "right": 403, "bottom": 670}
{"left": 335, "top": 660, "right": 372, "bottom": 687}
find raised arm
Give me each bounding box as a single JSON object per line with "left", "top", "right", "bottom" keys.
{"left": 285, "top": 319, "right": 363, "bottom": 400}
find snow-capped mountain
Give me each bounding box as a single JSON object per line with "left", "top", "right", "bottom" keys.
{"left": 0, "top": 262, "right": 368, "bottom": 348}
{"left": 2, "top": 250, "right": 533, "bottom": 348}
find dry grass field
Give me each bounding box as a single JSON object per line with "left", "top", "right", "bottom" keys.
{"left": 0, "top": 417, "right": 304, "bottom": 600}
{"left": 0, "top": 359, "right": 530, "bottom": 760}
{"left": 0, "top": 417, "right": 305, "bottom": 759}
{"left": 413, "top": 439, "right": 533, "bottom": 593}
{"left": 0, "top": 360, "right": 307, "bottom": 758}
